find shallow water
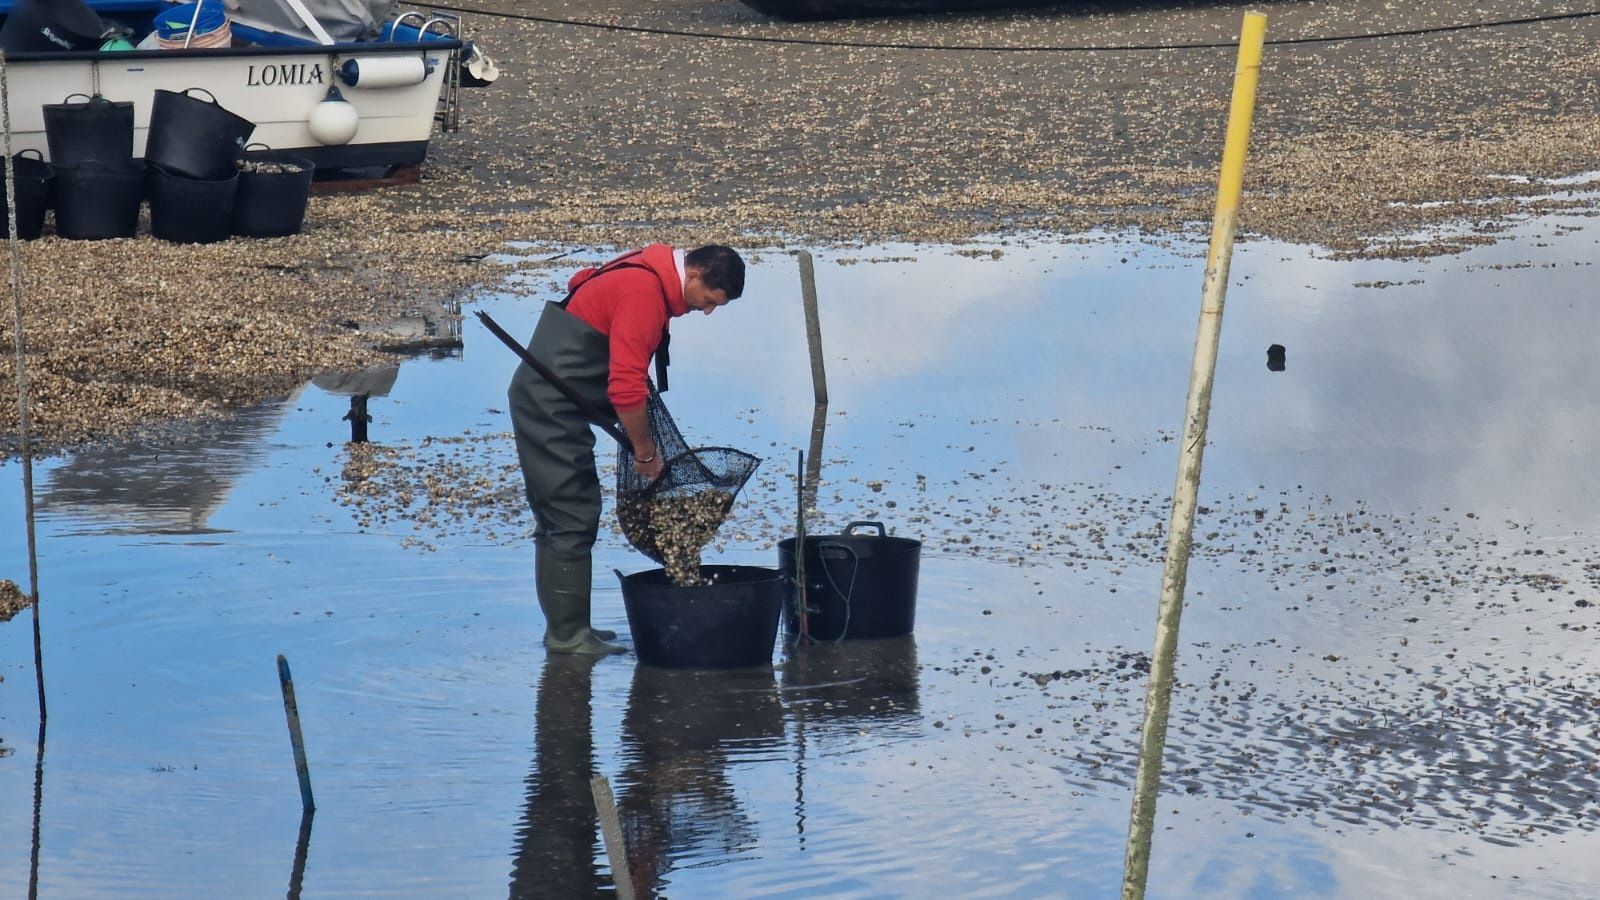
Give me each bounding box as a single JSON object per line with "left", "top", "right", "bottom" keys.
{"left": 5, "top": 199, "right": 1600, "bottom": 897}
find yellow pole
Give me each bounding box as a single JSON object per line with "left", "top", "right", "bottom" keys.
{"left": 1120, "top": 13, "right": 1266, "bottom": 900}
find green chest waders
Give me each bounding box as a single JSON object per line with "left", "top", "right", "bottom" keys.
{"left": 508, "top": 301, "right": 625, "bottom": 653}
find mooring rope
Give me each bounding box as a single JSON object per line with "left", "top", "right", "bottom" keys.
{"left": 0, "top": 50, "right": 47, "bottom": 723}
{"left": 409, "top": 1, "right": 1600, "bottom": 53}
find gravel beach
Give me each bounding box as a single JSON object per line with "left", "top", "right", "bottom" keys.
{"left": 3, "top": 0, "right": 1599, "bottom": 453}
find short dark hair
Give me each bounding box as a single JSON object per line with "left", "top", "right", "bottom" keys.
{"left": 685, "top": 245, "right": 745, "bottom": 299}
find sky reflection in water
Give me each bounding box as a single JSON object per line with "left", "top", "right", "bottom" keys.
{"left": 3, "top": 204, "right": 1600, "bottom": 896}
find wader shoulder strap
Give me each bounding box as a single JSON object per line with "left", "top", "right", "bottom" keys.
{"left": 558, "top": 253, "right": 676, "bottom": 391}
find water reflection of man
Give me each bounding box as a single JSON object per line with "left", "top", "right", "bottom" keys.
{"left": 615, "top": 666, "right": 784, "bottom": 895}
{"left": 507, "top": 244, "right": 747, "bottom": 655}
{"left": 509, "top": 654, "right": 606, "bottom": 899}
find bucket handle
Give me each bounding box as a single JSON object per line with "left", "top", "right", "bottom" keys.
{"left": 844, "top": 521, "right": 887, "bottom": 538}
{"left": 181, "top": 87, "right": 220, "bottom": 105}
{"left": 814, "top": 540, "right": 859, "bottom": 641}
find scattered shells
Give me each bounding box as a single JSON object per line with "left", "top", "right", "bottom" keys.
{"left": 0, "top": 578, "right": 30, "bottom": 622}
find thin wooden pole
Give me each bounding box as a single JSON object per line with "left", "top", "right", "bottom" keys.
{"left": 795, "top": 449, "right": 809, "bottom": 643}
{"left": 28, "top": 719, "right": 43, "bottom": 900}
{"left": 0, "top": 50, "right": 45, "bottom": 724}
{"left": 277, "top": 655, "right": 315, "bottom": 813}
{"left": 797, "top": 250, "right": 828, "bottom": 405}
{"left": 590, "top": 774, "right": 637, "bottom": 900}
{"left": 1121, "top": 13, "right": 1267, "bottom": 900}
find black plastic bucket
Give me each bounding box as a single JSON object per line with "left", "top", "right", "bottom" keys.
{"left": 779, "top": 521, "right": 920, "bottom": 641}
{"left": 148, "top": 163, "right": 237, "bottom": 244}
{"left": 1, "top": 150, "right": 54, "bottom": 240}
{"left": 0, "top": 0, "right": 106, "bottom": 53}
{"left": 232, "top": 148, "right": 314, "bottom": 237}
{"left": 42, "top": 93, "right": 135, "bottom": 167}
{"left": 53, "top": 160, "right": 144, "bottom": 240}
{"left": 617, "top": 565, "right": 785, "bottom": 669}
{"left": 145, "top": 88, "right": 254, "bottom": 180}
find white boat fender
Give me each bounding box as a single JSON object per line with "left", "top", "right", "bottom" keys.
{"left": 308, "top": 85, "right": 358, "bottom": 145}
{"left": 337, "top": 56, "right": 431, "bottom": 89}
{"left": 462, "top": 45, "right": 499, "bottom": 86}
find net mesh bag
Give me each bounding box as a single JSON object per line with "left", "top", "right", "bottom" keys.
{"left": 616, "top": 384, "right": 760, "bottom": 585}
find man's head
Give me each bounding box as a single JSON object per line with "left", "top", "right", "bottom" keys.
{"left": 683, "top": 245, "right": 745, "bottom": 315}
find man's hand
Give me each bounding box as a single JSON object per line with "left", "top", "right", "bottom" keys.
{"left": 618, "top": 405, "right": 663, "bottom": 480}
{"left": 633, "top": 451, "right": 665, "bottom": 480}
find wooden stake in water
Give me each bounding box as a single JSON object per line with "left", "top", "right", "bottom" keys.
{"left": 590, "top": 775, "right": 636, "bottom": 900}
{"left": 795, "top": 449, "right": 810, "bottom": 643}
{"left": 1121, "top": 13, "right": 1267, "bottom": 900}
{"left": 797, "top": 250, "right": 828, "bottom": 405}
{"left": 277, "top": 655, "right": 315, "bottom": 813}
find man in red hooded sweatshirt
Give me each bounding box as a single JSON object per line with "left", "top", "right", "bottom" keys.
{"left": 508, "top": 244, "right": 746, "bottom": 654}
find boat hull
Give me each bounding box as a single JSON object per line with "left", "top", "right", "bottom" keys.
{"left": 5, "top": 41, "right": 456, "bottom": 171}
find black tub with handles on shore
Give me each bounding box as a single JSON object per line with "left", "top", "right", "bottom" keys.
{"left": 232, "top": 146, "right": 315, "bottom": 237}
{"left": 617, "top": 565, "right": 785, "bottom": 669}
{"left": 53, "top": 159, "right": 143, "bottom": 240}
{"left": 148, "top": 163, "right": 237, "bottom": 244}
{"left": 145, "top": 88, "right": 255, "bottom": 180}
{"left": 779, "top": 521, "right": 920, "bottom": 641}
{"left": 2, "top": 150, "right": 53, "bottom": 240}
{"left": 42, "top": 93, "right": 135, "bottom": 168}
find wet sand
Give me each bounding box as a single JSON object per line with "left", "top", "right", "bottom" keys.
{"left": 4, "top": 0, "right": 1600, "bottom": 452}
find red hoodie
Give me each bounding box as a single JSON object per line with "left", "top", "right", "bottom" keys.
{"left": 564, "top": 244, "right": 688, "bottom": 413}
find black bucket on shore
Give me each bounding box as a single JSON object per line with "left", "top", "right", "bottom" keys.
{"left": 617, "top": 565, "right": 785, "bottom": 669}
{"left": 232, "top": 148, "right": 314, "bottom": 237}
{"left": 42, "top": 93, "right": 135, "bottom": 167}
{"left": 2, "top": 150, "right": 54, "bottom": 240}
{"left": 149, "top": 163, "right": 237, "bottom": 243}
{"left": 53, "top": 159, "right": 143, "bottom": 240}
{"left": 779, "top": 521, "right": 920, "bottom": 641}
{"left": 145, "top": 88, "right": 254, "bottom": 180}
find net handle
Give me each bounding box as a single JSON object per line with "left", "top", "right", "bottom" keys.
{"left": 476, "top": 310, "right": 635, "bottom": 455}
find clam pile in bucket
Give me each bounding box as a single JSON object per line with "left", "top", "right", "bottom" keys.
{"left": 617, "top": 488, "right": 735, "bottom": 587}
{"left": 238, "top": 159, "right": 308, "bottom": 175}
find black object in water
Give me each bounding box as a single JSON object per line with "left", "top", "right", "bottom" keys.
{"left": 343, "top": 395, "right": 371, "bottom": 443}
{"left": 1267, "top": 343, "right": 1286, "bottom": 372}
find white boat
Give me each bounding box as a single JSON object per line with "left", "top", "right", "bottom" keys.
{"left": 0, "top": 0, "right": 497, "bottom": 172}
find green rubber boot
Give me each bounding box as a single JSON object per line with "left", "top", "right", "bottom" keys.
{"left": 536, "top": 547, "right": 627, "bottom": 656}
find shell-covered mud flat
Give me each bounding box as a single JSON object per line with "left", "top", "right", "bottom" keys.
{"left": 323, "top": 413, "right": 1600, "bottom": 848}
{"left": 6, "top": 0, "right": 1600, "bottom": 454}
